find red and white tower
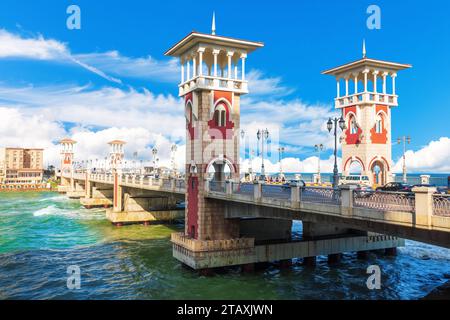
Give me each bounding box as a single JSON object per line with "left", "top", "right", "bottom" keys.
{"left": 165, "top": 22, "right": 263, "bottom": 242}
{"left": 323, "top": 45, "right": 411, "bottom": 186}
{"left": 108, "top": 140, "right": 126, "bottom": 172}
{"left": 59, "top": 138, "right": 76, "bottom": 175}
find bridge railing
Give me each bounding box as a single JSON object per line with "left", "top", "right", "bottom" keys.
{"left": 210, "top": 181, "right": 226, "bottom": 193}
{"left": 433, "top": 194, "right": 450, "bottom": 217}
{"left": 300, "top": 186, "right": 342, "bottom": 205}
{"left": 353, "top": 190, "right": 415, "bottom": 213}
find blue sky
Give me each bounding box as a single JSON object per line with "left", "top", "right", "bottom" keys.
{"left": 0, "top": 0, "right": 449, "bottom": 172}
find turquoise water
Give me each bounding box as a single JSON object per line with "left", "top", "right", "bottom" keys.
{"left": 0, "top": 192, "right": 449, "bottom": 300}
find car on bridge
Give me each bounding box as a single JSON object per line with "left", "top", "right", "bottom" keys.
{"left": 281, "top": 180, "right": 306, "bottom": 191}
{"left": 411, "top": 184, "right": 448, "bottom": 195}
{"left": 375, "top": 182, "right": 412, "bottom": 193}
{"left": 339, "top": 175, "right": 371, "bottom": 187}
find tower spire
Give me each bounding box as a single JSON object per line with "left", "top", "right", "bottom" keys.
{"left": 362, "top": 39, "right": 367, "bottom": 58}
{"left": 211, "top": 11, "right": 216, "bottom": 35}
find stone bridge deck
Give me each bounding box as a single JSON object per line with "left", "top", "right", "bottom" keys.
{"left": 58, "top": 172, "right": 450, "bottom": 248}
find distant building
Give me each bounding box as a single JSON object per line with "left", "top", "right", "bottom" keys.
{"left": 0, "top": 147, "right": 44, "bottom": 184}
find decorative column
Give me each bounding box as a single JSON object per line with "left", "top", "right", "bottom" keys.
{"left": 213, "top": 49, "right": 220, "bottom": 77}
{"left": 382, "top": 72, "right": 388, "bottom": 94}
{"left": 345, "top": 78, "right": 349, "bottom": 96}
{"left": 186, "top": 59, "right": 191, "bottom": 81}
{"left": 354, "top": 75, "right": 358, "bottom": 94}
{"left": 227, "top": 51, "right": 234, "bottom": 79}
{"left": 336, "top": 79, "right": 341, "bottom": 98}
{"left": 363, "top": 69, "right": 369, "bottom": 92}
{"left": 240, "top": 53, "right": 247, "bottom": 81}
{"left": 198, "top": 48, "right": 204, "bottom": 76}
{"left": 392, "top": 73, "right": 397, "bottom": 95}
{"left": 192, "top": 54, "right": 197, "bottom": 78}
{"left": 373, "top": 70, "right": 379, "bottom": 93}
{"left": 181, "top": 60, "right": 185, "bottom": 83}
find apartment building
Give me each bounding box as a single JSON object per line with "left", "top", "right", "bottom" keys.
{"left": 0, "top": 147, "right": 44, "bottom": 184}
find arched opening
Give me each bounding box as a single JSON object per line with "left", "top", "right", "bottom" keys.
{"left": 349, "top": 160, "right": 363, "bottom": 175}
{"left": 371, "top": 160, "right": 386, "bottom": 186}
{"left": 375, "top": 114, "right": 383, "bottom": 134}
{"left": 349, "top": 115, "right": 358, "bottom": 134}
{"left": 207, "top": 160, "right": 232, "bottom": 182}
{"left": 213, "top": 103, "right": 227, "bottom": 127}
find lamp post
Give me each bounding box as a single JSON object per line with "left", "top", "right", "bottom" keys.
{"left": 327, "top": 117, "right": 346, "bottom": 189}
{"left": 171, "top": 144, "right": 178, "bottom": 177}
{"left": 397, "top": 136, "right": 411, "bottom": 183}
{"left": 257, "top": 128, "right": 270, "bottom": 181}
{"left": 278, "top": 146, "right": 285, "bottom": 179}
{"left": 152, "top": 147, "right": 158, "bottom": 174}
{"left": 314, "top": 144, "right": 324, "bottom": 183}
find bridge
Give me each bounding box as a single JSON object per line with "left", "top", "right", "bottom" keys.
{"left": 55, "top": 23, "right": 450, "bottom": 272}
{"left": 57, "top": 170, "right": 450, "bottom": 269}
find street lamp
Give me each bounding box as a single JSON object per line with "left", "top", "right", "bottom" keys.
{"left": 171, "top": 144, "right": 178, "bottom": 177}
{"left": 397, "top": 136, "right": 411, "bottom": 183}
{"left": 257, "top": 128, "right": 270, "bottom": 181}
{"left": 278, "top": 146, "right": 285, "bottom": 179}
{"left": 152, "top": 147, "right": 158, "bottom": 173}
{"left": 327, "top": 117, "right": 346, "bottom": 188}
{"left": 314, "top": 143, "right": 324, "bottom": 183}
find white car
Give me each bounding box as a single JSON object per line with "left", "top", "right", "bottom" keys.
{"left": 340, "top": 175, "right": 371, "bottom": 187}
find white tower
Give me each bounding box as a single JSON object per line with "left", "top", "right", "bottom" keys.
{"left": 59, "top": 138, "right": 76, "bottom": 175}
{"left": 108, "top": 140, "right": 126, "bottom": 172}
{"left": 323, "top": 46, "right": 411, "bottom": 186}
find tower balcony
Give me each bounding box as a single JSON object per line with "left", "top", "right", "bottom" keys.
{"left": 178, "top": 75, "right": 248, "bottom": 96}
{"left": 335, "top": 92, "right": 398, "bottom": 109}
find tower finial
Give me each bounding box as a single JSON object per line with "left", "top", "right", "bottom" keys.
{"left": 211, "top": 11, "right": 216, "bottom": 35}
{"left": 362, "top": 39, "right": 367, "bottom": 58}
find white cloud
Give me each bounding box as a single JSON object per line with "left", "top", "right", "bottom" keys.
{"left": 0, "top": 29, "right": 121, "bottom": 83}
{"left": 393, "top": 137, "right": 450, "bottom": 173}
{"left": 247, "top": 69, "right": 294, "bottom": 97}
{"left": 74, "top": 51, "right": 179, "bottom": 83}
{"left": 241, "top": 155, "right": 342, "bottom": 174}
{"left": 0, "top": 107, "right": 64, "bottom": 166}
{"left": 0, "top": 84, "right": 185, "bottom": 141}
{"left": 0, "top": 29, "right": 67, "bottom": 60}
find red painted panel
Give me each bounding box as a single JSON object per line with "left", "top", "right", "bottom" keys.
{"left": 214, "top": 91, "right": 232, "bottom": 104}
{"left": 187, "top": 176, "right": 199, "bottom": 239}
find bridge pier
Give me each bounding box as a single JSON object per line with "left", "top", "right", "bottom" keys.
{"left": 385, "top": 247, "right": 397, "bottom": 256}
{"left": 106, "top": 180, "right": 184, "bottom": 225}
{"left": 80, "top": 182, "right": 113, "bottom": 208}
{"left": 303, "top": 256, "right": 316, "bottom": 267}
{"left": 327, "top": 253, "right": 342, "bottom": 264}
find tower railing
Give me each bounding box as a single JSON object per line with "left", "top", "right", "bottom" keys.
{"left": 335, "top": 92, "right": 398, "bottom": 108}
{"left": 178, "top": 75, "right": 248, "bottom": 96}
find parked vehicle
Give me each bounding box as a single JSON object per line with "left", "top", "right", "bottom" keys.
{"left": 376, "top": 182, "right": 412, "bottom": 192}
{"left": 340, "top": 175, "right": 371, "bottom": 187}
{"left": 412, "top": 184, "right": 448, "bottom": 195}
{"left": 281, "top": 179, "right": 306, "bottom": 190}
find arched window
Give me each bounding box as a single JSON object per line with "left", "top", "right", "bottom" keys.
{"left": 375, "top": 114, "right": 383, "bottom": 133}
{"left": 350, "top": 116, "right": 358, "bottom": 134}
{"left": 185, "top": 103, "right": 193, "bottom": 124}
{"left": 214, "top": 104, "right": 227, "bottom": 127}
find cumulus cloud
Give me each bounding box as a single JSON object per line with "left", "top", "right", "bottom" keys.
{"left": 393, "top": 137, "right": 450, "bottom": 173}
{"left": 241, "top": 155, "right": 342, "bottom": 174}
{"left": 0, "top": 84, "right": 185, "bottom": 141}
